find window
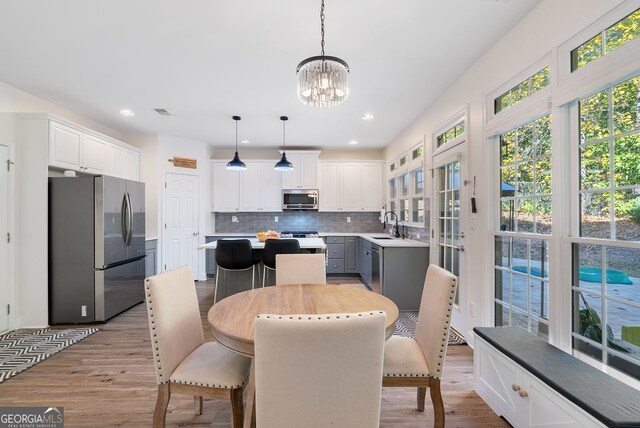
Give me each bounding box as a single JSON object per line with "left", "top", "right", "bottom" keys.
{"left": 389, "top": 161, "right": 397, "bottom": 173}
{"left": 436, "top": 122, "right": 465, "bottom": 148}
{"left": 412, "top": 168, "right": 425, "bottom": 223}
{"left": 499, "top": 115, "right": 552, "bottom": 233}
{"left": 494, "top": 67, "right": 550, "bottom": 114}
{"left": 412, "top": 145, "right": 424, "bottom": 160}
{"left": 572, "top": 74, "right": 640, "bottom": 381}
{"left": 399, "top": 154, "right": 409, "bottom": 167}
{"left": 571, "top": 9, "right": 640, "bottom": 72}
{"left": 494, "top": 115, "right": 552, "bottom": 340}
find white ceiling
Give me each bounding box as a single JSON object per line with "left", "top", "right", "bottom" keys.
{"left": 0, "top": 0, "right": 540, "bottom": 150}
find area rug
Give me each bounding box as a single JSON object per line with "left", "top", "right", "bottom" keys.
{"left": 0, "top": 327, "right": 98, "bottom": 383}
{"left": 394, "top": 311, "right": 466, "bottom": 345}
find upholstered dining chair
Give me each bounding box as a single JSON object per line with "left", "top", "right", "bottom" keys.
{"left": 215, "top": 239, "right": 260, "bottom": 303}
{"left": 144, "top": 266, "right": 251, "bottom": 428}
{"left": 254, "top": 311, "right": 387, "bottom": 428}
{"left": 275, "top": 253, "right": 326, "bottom": 285}
{"left": 382, "top": 264, "right": 458, "bottom": 428}
{"left": 262, "top": 238, "right": 300, "bottom": 286}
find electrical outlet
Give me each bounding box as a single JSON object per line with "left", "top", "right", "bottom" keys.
{"left": 416, "top": 233, "right": 420, "bottom": 240}
{"left": 274, "top": 216, "right": 278, "bottom": 222}
{"left": 232, "top": 216, "right": 238, "bottom": 223}
{"left": 347, "top": 217, "right": 351, "bottom": 223}
{"left": 81, "top": 305, "right": 87, "bottom": 317}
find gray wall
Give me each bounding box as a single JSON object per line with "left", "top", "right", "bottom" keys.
{"left": 214, "top": 209, "right": 431, "bottom": 244}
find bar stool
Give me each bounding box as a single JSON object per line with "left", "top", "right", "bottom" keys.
{"left": 262, "top": 239, "right": 300, "bottom": 287}
{"left": 214, "top": 239, "right": 259, "bottom": 303}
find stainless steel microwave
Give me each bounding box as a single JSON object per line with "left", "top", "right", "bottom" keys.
{"left": 282, "top": 189, "right": 319, "bottom": 210}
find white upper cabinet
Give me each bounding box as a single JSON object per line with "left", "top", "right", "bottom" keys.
{"left": 361, "top": 163, "right": 384, "bottom": 211}
{"left": 319, "top": 161, "right": 383, "bottom": 212}
{"left": 48, "top": 119, "right": 139, "bottom": 180}
{"left": 212, "top": 161, "right": 239, "bottom": 212}
{"left": 281, "top": 151, "right": 319, "bottom": 189}
{"left": 239, "top": 163, "right": 282, "bottom": 212}
{"left": 49, "top": 121, "right": 108, "bottom": 174}
{"left": 213, "top": 160, "right": 282, "bottom": 212}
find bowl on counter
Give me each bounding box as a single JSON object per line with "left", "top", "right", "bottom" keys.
{"left": 257, "top": 231, "right": 281, "bottom": 242}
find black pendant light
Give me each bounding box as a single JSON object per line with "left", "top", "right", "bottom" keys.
{"left": 227, "top": 115, "right": 246, "bottom": 171}
{"left": 274, "top": 116, "right": 294, "bottom": 171}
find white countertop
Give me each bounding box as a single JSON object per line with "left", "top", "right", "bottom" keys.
{"left": 203, "top": 233, "right": 428, "bottom": 248}
{"left": 198, "top": 237, "right": 327, "bottom": 250}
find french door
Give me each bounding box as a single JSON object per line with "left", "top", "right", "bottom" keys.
{"left": 433, "top": 145, "right": 468, "bottom": 335}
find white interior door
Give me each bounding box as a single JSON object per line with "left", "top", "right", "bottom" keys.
{"left": 163, "top": 173, "right": 199, "bottom": 279}
{"left": 0, "top": 144, "right": 11, "bottom": 332}
{"left": 433, "top": 145, "right": 468, "bottom": 335}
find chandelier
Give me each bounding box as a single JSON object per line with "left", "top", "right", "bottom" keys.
{"left": 296, "top": 0, "right": 349, "bottom": 108}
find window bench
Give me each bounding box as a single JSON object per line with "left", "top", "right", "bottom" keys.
{"left": 473, "top": 327, "right": 640, "bottom": 428}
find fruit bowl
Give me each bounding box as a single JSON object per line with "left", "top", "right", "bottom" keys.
{"left": 257, "top": 230, "right": 280, "bottom": 242}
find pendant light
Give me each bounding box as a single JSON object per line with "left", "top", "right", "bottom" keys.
{"left": 296, "top": 0, "right": 349, "bottom": 108}
{"left": 274, "top": 116, "right": 293, "bottom": 171}
{"left": 226, "top": 115, "right": 246, "bottom": 171}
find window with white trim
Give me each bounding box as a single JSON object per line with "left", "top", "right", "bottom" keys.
{"left": 495, "top": 115, "right": 552, "bottom": 340}
{"left": 571, "top": 73, "right": 640, "bottom": 381}
{"left": 571, "top": 8, "right": 640, "bottom": 72}
{"left": 494, "top": 67, "right": 549, "bottom": 114}
{"left": 387, "top": 141, "right": 426, "bottom": 227}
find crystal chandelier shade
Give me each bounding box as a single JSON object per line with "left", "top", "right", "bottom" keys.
{"left": 296, "top": 0, "right": 349, "bottom": 108}
{"left": 297, "top": 56, "right": 349, "bottom": 108}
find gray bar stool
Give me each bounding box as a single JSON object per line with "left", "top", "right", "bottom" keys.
{"left": 262, "top": 239, "right": 300, "bottom": 287}
{"left": 214, "top": 239, "right": 259, "bottom": 303}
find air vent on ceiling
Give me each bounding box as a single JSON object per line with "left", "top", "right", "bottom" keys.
{"left": 154, "top": 108, "right": 172, "bottom": 116}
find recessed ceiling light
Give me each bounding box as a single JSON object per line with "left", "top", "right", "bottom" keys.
{"left": 348, "top": 140, "right": 359, "bottom": 145}
{"left": 361, "top": 113, "right": 374, "bottom": 120}
{"left": 241, "top": 140, "right": 250, "bottom": 144}
{"left": 120, "top": 109, "right": 135, "bottom": 116}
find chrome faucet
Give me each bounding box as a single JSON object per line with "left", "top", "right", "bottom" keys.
{"left": 383, "top": 211, "right": 402, "bottom": 238}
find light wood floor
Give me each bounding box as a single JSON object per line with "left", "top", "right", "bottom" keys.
{"left": 0, "top": 278, "right": 508, "bottom": 427}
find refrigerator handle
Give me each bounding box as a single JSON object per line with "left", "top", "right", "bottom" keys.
{"left": 126, "top": 192, "right": 133, "bottom": 246}
{"left": 121, "top": 193, "right": 128, "bottom": 245}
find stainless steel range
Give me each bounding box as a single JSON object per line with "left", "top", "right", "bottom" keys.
{"left": 280, "top": 230, "right": 320, "bottom": 238}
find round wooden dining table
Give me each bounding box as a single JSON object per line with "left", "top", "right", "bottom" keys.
{"left": 207, "top": 283, "right": 399, "bottom": 428}
{"left": 208, "top": 283, "right": 399, "bottom": 356}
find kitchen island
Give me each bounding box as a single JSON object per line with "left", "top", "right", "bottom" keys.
{"left": 198, "top": 237, "right": 326, "bottom": 251}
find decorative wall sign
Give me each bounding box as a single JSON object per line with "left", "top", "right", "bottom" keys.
{"left": 168, "top": 156, "right": 197, "bottom": 169}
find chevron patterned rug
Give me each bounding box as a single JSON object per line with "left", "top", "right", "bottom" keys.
{"left": 394, "top": 311, "right": 466, "bottom": 345}
{"left": 0, "top": 328, "right": 98, "bottom": 383}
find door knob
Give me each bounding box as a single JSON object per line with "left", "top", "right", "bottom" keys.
{"left": 193, "top": 232, "right": 199, "bottom": 236}
{"left": 457, "top": 245, "right": 465, "bottom": 252}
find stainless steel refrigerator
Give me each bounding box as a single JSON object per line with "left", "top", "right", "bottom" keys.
{"left": 49, "top": 175, "right": 146, "bottom": 324}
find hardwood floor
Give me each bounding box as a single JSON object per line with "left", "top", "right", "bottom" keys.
{"left": 0, "top": 279, "right": 508, "bottom": 427}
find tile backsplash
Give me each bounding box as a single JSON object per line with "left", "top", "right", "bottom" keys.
{"left": 214, "top": 210, "right": 430, "bottom": 243}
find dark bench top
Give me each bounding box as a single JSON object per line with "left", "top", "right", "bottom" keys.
{"left": 474, "top": 327, "right": 640, "bottom": 428}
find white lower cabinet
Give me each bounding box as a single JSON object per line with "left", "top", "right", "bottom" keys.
{"left": 474, "top": 337, "right": 604, "bottom": 428}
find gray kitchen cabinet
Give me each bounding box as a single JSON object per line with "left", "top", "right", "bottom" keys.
{"left": 381, "top": 246, "right": 429, "bottom": 310}
{"left": 145, "top": 239, "right": 157, "bottom": 277}
{"left": 359, "top": 238, "right": 372, "bottom": 286}
{"left": 345, "top": 237, "right": 359, "bottom": 273}
{"left": 325, "top": 236, "right": 359, "bottom": 275}
{"left": 326, "top": 236, "right": 345, "bottom": 274}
